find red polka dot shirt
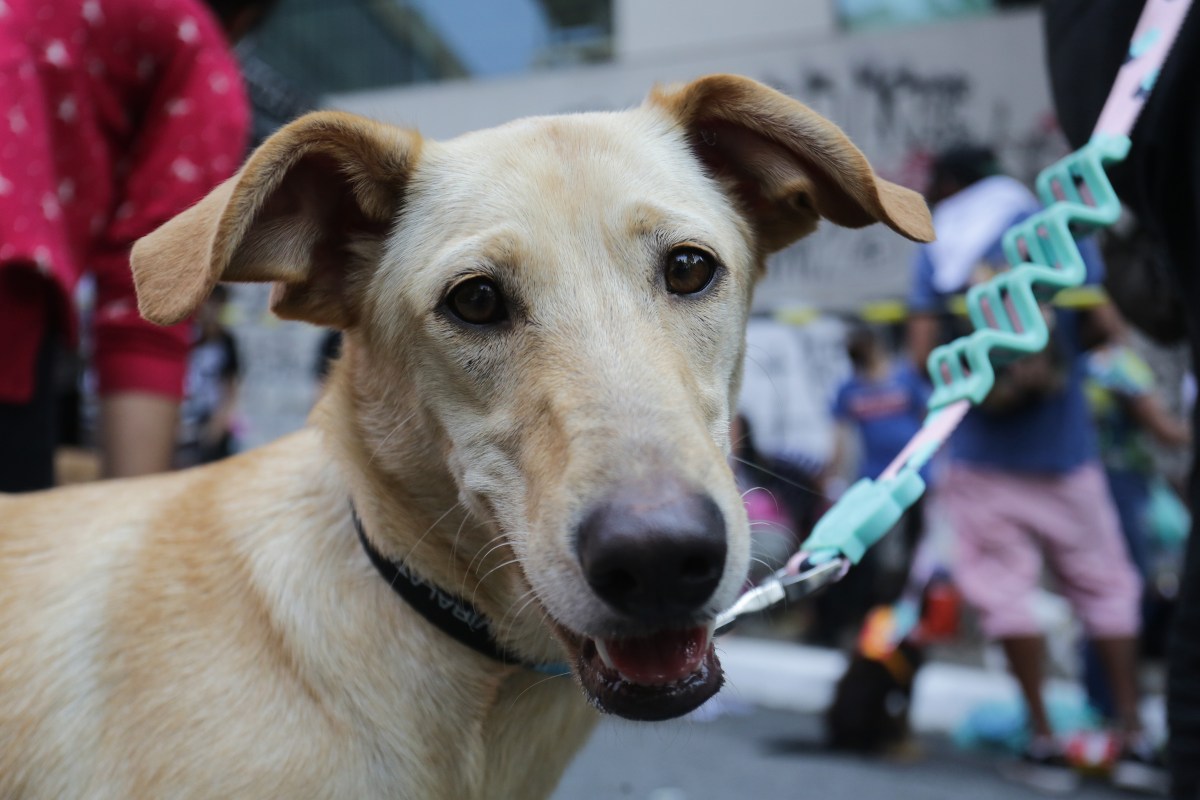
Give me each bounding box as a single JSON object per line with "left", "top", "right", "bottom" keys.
{"left": 0, "top": 0, "right": 249, "bottom": 403}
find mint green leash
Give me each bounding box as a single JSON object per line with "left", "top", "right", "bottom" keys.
{"left": 714, "top": 0, "right": 1193, "bottom": 638}
{"left": 804, "top": 133, "right": 1130, "bottom": 566}
{"left": 715, "top": 137, "right": 1132, "bottom": 637}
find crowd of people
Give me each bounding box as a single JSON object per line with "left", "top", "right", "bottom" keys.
{"left": 732, "top": 143, "right": 1194, "bottom": 794}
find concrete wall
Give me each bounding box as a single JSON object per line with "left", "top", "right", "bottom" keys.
{"left": 615, "top": 0, "right": 836, "bottom": 64}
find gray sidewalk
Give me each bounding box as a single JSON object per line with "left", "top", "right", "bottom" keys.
{"left": 708, "top": 637, "right": 1165, "bottom": 738}
{"left": 551, "top": 637, "right": 1162, "bottom": 799}
{"left": 553, "top": 707, "right": 1129, "bottom": 800}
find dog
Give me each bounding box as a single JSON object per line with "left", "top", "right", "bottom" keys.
{"left": 827, "top": 639, "right": 924, "bottom": 755}
{"left": 0, "top": 74, "right": 932, "bottom": 798}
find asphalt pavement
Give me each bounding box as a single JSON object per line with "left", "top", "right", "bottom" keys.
{"left": 551, "top": 637, "right": 1157, "bottom": 800}
{"left": 553, "top": 707, "right": 1130, "bottom": 800}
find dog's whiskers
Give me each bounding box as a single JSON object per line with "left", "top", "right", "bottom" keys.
{"left": 383, "top": 502, "right": 465, "bottom": 597}
{"left": 496, "top": 588, "right": 540, "bottom": 642}
{"left": 404, "top": 501, "right": 464, "bottom": 563}
{"left": 730, "top": 455, "right": 831, "bottom": 502}
{"left": 746, "top": 520, "right": 796, "bottom": 534}
{"left": 466, "top": 534, "right": 511, "bottom": 576}
{"left": 462, "top": 538, "right": 515, "bottom": 598}
{"left": 447, "top": 513, "right": 471, "bottom": 575}
{"left": 470, "top": 558, "right": 522, "bottom": 610}
{"left": 740, "top": 485, "right": 779, "bottom": 505}
{"left": 457, "top": 530, "right": 509, "bottom": 600}
{"left": 502, "top": 604, "right": 567, "bottom": 714}
{"left": 749, "top": 556, "right": 782, "bottom": 574}
{"left": 505, "top": 672, "right": 566, "bottom": 715}
{"left": 367, "top": 409, "right": 420, "bottom": 467}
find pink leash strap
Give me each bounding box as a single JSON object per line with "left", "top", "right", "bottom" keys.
{"left": 885, "top": 0, "right": 1194, "bottom": 482}
{"left": 1093, "top": 0, "right": 1195, "bottom": 139}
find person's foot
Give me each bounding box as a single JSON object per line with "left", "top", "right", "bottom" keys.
{"left": 1000, "top": 738, "right": 1081, "bottom": 795}
{"left": 1063, "top": 730, "right": 1120, "bottom": 777}
{"left": 1111, "top": 736, "right": 1169, "bottom": 796}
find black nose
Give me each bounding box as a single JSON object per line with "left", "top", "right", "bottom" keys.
{"left": 575, "top": 481, "right": 727, "bottom": 622}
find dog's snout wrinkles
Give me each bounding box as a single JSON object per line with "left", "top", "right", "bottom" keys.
{"left": 575, "top": 481, "right": 727, "bottom": 622}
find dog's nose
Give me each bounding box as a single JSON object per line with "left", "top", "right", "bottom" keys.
{"left": 575, "top": 481, "right": 727, "bottom": 622}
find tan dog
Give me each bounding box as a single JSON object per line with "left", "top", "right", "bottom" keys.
{"left": 0, "top": 74, "right": 931, "bottom": 799}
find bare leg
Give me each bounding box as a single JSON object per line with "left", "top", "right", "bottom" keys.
{"left": 1091, "top": 636, "right": 1144, "bottom": 738}
{"left": 99, "top": 392, "right": 179, "bottom": 478}
{"left": 1002, "top": 635, "right": 1054, "bottom": 738}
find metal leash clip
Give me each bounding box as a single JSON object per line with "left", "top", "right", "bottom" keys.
{"left": 713, "top": 553, "right": 850, "bottom": 636}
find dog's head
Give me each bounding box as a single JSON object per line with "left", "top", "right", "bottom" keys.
{"left": 132, "top": 74, "right": 932, "bottom": 721}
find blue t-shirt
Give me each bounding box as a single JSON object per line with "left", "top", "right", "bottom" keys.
{"left": 907, "top": 228, "right": 1103, "bottom": 474}
{"left": 832, "top": 361, "right": 930, "bottom": 480}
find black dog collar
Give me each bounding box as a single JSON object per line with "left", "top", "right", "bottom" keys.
{"left": 351, "top": 507, "right": 569, "bottom": 676}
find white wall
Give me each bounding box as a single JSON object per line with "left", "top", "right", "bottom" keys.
{"left": 740, "top": 316, "right": 850, "bottom": 462}
{"left": 615, "top": 0, "right": 835, "bottom": 63}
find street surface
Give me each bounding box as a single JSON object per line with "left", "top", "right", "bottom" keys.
{"left": 554, "top": 707, "right": 1129, "bottom": 800}
{"left": 552, "top": 638, "right": 1157, "bottom": 799}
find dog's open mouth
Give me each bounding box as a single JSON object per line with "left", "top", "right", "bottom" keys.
{"left": 574, "top": 623, "right": 722, "bottom": 721}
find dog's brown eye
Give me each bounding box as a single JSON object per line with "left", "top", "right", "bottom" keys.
{"left": 664, "top": 248, "right": 717, "bottom": 295}
{"left": 446, "top": 277, "right": 507, "bottom": 325}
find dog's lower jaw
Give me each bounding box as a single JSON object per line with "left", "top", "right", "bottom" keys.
{"left": 580, "top": 643, "right": 723, "bottom": 722}
{"left": 552, "top": 622, "right": 724, "bottom": 721}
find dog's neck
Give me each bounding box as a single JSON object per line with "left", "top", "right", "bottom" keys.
{"left": 313, "top": 342, "right": 453, "bottom": 524}
{"left": 309, "top": 343, "right": 561, "bottom": 665}
{"left": 350, "top": 504, "right": 570, "bottom": 674}
{"left": 314, "top": 384, "right": 472, "bottom": 581}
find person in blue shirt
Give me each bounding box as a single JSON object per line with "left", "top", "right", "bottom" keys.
{"left": 830, "top": 324, "right": 930, "bottom": 556}
{"left": 821, "top": 324, "right": 930, "bottom": 642}
{"left": 831, "top": 324, "right": 931, "bottom": 483}
{"left": 905, "top": 145, "right": 1150, "bottom": 792}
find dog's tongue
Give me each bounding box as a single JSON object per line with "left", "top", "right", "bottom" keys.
{"left": 599, "top": 626, "right": 710, "bottom": 686}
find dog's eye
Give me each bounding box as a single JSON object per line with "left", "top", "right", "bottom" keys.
{"left": 664, "top": 248, "right": 717, "bottom": 295}
{"left": 446, "top": 277, "right": 508, "bottom": 325}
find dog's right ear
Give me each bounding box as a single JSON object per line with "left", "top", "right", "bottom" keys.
{"left": 131, "top": 111, "right": 420, "bottom": 328}
{"left": 649, "top": 75, "right": 933, "bottom": 253}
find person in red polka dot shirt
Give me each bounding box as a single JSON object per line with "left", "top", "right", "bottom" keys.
{"left": 0, "top": 0, "right": 275, "bottom": 490}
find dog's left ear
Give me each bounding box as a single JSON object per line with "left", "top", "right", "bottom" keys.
{"left": 650, "top": 74, "right": 934, "bottom": 252}
{"left": 131, "top": 111, "right": 420, "bottom": 328}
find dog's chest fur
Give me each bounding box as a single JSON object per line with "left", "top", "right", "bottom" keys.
{"left": 0, "top": 430, "right": 596, "bottom": 799}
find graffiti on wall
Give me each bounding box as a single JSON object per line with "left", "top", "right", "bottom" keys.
{"left": 750, "top": 60, "right": 1065, "bottom": 313}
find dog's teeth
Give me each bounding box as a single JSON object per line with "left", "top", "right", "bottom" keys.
{"left": 593, "top": 638, "right": 617, "bottom": 671}
{"left": 704, "top": 620, "right": 716, "bottom": 646}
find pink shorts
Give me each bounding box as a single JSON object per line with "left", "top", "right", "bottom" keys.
{"left": 941, "top": 461, "right": 1141, "bottom": 640}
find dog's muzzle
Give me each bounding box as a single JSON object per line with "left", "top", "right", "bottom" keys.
{"left": 567, "top": 479, "right": 728, "bottom": 719}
